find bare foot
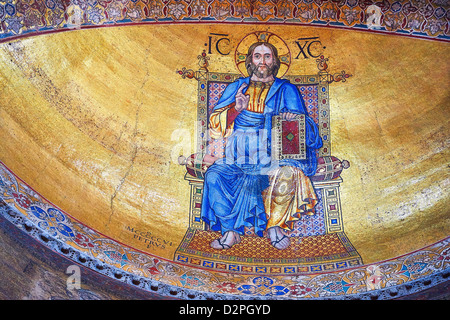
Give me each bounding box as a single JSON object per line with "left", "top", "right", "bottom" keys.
{"left": 211, "top": 231, "right": 241, "bottom": 250}
{"left": 268, "top": 227, "right": 290, "bottom": 250}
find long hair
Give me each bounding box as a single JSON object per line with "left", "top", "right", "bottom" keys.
{"left": 245, "top": 42, "right": 281, "bottom": 77}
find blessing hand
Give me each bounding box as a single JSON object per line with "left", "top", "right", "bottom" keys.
{"left": 235, "top": 83, "right": 250, "bottom": 112}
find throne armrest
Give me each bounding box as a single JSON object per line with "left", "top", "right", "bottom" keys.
{"left": 311, "top": 156, "right": 350, "bottom": 182}
{"left": 179, "top": 154, "right": 350, "bottom": 183}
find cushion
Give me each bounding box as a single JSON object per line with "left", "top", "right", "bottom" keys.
{"left": 311, "top": 156, "right": 350, "bottom": 182}
{"left": 181, "top": 154, "right": 349, "bottom": 181}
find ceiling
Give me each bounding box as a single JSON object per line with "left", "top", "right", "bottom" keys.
{"left": 0, "top": 0, "right": 449, "bottom": 300}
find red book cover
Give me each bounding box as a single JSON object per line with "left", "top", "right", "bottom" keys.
{"left": 272, "top": 114, "right": 306, "bottom": 160}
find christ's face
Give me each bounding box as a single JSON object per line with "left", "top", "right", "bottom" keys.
{"left": 251, "top": 44, "right": 275, "bottom": 79}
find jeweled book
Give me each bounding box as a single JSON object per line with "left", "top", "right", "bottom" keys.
{"left": 272, "top": 114, "right": 306, "bottom": 160}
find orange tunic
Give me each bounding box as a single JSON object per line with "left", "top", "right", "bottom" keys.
{"left": 246, "top": 81, "right": 272, "bottom": 114}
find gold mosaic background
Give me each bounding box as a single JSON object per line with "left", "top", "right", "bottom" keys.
{"left": 0, "top": 24, "right": 448, "bottom": 264}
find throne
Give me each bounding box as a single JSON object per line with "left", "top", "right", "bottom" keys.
{"left": 174, "top": 51, "right": 362, "bottom": 274}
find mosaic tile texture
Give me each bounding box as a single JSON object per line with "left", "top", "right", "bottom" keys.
{"left": 1, "top": 160, "right": 448, "bottom": 299}
{"left": 0, "top": 0, "right": 449, "bottom": 43}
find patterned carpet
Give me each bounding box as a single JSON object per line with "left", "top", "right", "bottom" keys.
{"left": 186, "top": 230, "right": 349, "bottom": 260}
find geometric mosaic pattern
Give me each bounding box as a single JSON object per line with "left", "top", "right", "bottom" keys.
{"left": 207, "top": 82, "right": 228, "bottom": 116}
{"left": 299, "top": 85, "right": 319, "bottom": 125}
{"left": 183, "top": 231, "right": 347, "bottom": 260}
{"left": 0, "top": 0, "right": 449, "bottom": 44}
{"left": 1, "top": 160, "right": 449, "bottom": 299}
{"left": 206, "top": 82, "right": 229, "bottom": 158}
{"left": 175, "top": 228, "right": 363, "bottom": 275}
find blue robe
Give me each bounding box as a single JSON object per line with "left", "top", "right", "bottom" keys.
{"left": 201, "top": 77, "right": 323, "bottom": 237}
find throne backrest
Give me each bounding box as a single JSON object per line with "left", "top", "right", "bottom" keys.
{"left": 182, "top": 60, "right": 349, "bottom": 233}
{"left": 197, "top": 72, "right": 332, "bottom": 159}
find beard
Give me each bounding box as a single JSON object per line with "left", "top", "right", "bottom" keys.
{"left": 248, "top": 62, "right": 276, "bottom": 79}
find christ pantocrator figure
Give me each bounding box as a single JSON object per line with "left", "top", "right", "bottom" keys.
{"left": 201, "top": 39, "right": 323, "bottom": 250}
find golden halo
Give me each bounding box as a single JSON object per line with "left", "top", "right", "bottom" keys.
{"left": 234, "top": 31, "right": 291, "bottom": 78}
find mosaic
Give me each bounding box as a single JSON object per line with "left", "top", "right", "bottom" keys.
{"left": 0, "top": 161, "right": 448, "bottom": 298}
{"left": 0, "top": 0, "right": 449, "bottom": 44}
{"left": 0, "top": 26, "right": 448, "bottom": 299}
{"left": 174, "top": 229, "right": 362, "bottom": 274}
{"left": 175, "top": 35, "right": 360, "bottom": 276}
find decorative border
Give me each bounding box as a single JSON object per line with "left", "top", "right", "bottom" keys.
{"left": 185, "top": 174, "right": 205, "bottom": 230}
{"left": 0, "top": 2, "right": 448, "bottom": 298}
{"left": 1, "top": 160, "right": 448, "bottom": 299}
{"left": 174, "top": 229, "right": 363, "bottom": 275}
{"left": 320, "top": 179, "right": 345, "bottom": 233}
{"left": 0, "top": 0, "right": 449, "bottom": 44}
